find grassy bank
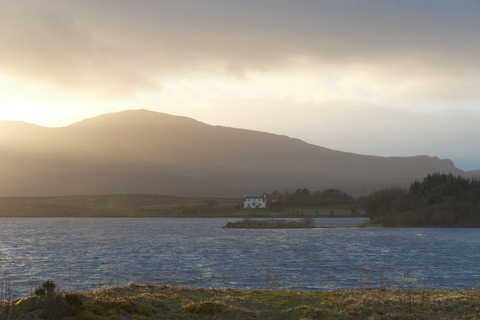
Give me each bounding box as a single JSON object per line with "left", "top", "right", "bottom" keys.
{"left": 3, "top": 283, "right": 480, "bottom": 319}
{"left": 224, "top": 219, "right": 313, "bottom": 229}
{"left": 0, "top": 195, "right": 364, "bottom": 218}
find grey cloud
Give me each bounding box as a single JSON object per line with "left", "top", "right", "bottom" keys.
{"left": 1, "top": 0, "right": 480, "bottom": 98}
{"left": 0, "top": 2, "right": 158, "bottom": 95}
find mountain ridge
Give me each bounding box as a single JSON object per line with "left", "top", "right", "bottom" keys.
{"left": 0, "top": 109, "right": 475, "bottom": 197}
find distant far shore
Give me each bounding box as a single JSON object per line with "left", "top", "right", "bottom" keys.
{"left": 223, "top": 219, "right": 378, "bottom": 229}
{"left": 0, "top": 194, "right": 366, "bottom": 219}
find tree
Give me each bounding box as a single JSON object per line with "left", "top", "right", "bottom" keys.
{"left": 320, "top": 189, "right": 354, "bottom": 204}
{"left": 363, "top": 174, "right": 480, "bottom": 227}
{"left": 301, "top": 188, "right": 311, "bottom": 197}
{"left": 362, "top": 187, "right": 407, "bottom": 222}
{"left": 270, "top": 200, "right": 286, "bottom": 212}
{"left": 270, "top": 190, "right": 282, "bottom": 200}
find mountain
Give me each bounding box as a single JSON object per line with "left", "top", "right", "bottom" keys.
{"left": 0, "top": 109, "right": 475, "bottom": 197}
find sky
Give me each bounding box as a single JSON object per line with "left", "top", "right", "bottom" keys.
{"left": 1, "top": 0, "right": 479, "bottom": 170}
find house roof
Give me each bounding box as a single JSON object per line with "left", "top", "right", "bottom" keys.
{"left": 244, "top": 195, "right": 266, "bottom": 199}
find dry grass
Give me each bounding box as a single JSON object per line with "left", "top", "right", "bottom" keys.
{"left": 3, "top": 283, "right": 480, "bottom": 319}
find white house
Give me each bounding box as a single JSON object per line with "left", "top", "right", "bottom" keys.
{"left": 244, "top": 194, "right": 267, "bottom": 209}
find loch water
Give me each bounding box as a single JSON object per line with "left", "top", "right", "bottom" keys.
{"left": 0, "top": 218, "right": 479, "bottom": 297}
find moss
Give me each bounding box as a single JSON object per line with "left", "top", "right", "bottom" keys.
{"left": 179, "top": 301, "right": 225, "bottom": 315}
{"left": 5, "top": 296, "right": 41, "bottom": 319}
{"left": 284, "top": 305, "right": 329, "bottom": 318}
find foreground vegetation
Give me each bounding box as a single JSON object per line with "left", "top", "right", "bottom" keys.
{"left": 364, "top": 173, "right": 480, "bottom": 227}
{"left": 3, "top": 282, "right": 480, "bottom": 319}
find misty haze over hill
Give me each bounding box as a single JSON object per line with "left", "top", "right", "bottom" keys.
{"left": 0, "top": 109, "right": 477, "bottom": 197}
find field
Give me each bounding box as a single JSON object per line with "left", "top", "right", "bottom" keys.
{"left": 0, "top": 195, "right": 364, "bottom": 218}
{"left": 3, "top": 283, "right": 480, "bottom": 319}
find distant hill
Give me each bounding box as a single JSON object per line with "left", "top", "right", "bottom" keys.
{"left": 0, "top": 109, "right": 476, "bottom": 197}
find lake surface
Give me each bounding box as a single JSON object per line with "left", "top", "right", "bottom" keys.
{"left": 0, "top": 217, "right": 479, "bottom": 297}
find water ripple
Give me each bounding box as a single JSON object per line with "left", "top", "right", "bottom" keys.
{"left": 0, "top": 218, "right": 479, "bottom": 296}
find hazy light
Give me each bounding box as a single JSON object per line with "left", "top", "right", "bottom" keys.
{"left": 0, "top": 1, "right": 479, "bottom": 170}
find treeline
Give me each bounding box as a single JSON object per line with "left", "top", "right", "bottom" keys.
{"left": 267, "top": 188, "right": 355, "bottom": 211}
{"left": 363, "top": 173, "right": 480, "bottom": 227}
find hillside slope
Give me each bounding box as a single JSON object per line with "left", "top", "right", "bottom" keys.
{"left": 0, "top": 109, "right": 471, "bottom": 196}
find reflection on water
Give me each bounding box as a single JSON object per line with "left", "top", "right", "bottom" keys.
{"left": 0, "top": 217, "right": 479, "bottom": 297}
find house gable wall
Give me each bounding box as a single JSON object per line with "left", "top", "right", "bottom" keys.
{"left": 243, "top": 195, "right": 267, "bottom": 209}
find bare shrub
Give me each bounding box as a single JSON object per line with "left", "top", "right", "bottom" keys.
{"left": 300, "top": 217, "right": 314, "bottom": 227}
{"left": 260, "top": 267, "right": 284, "bottom": 290}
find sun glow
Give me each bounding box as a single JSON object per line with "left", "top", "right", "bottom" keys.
{"left": 0, "top": 73, "right": 110, "bottom": 127}
{"left": 0, "top": 97, "right": 86, "bottom": 127}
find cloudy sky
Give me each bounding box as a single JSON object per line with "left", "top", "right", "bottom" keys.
{"left": 1, "top": 0, "right": 479, "bottom": 170}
